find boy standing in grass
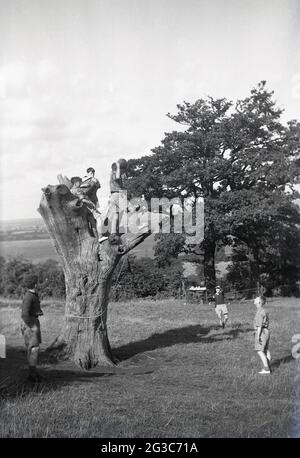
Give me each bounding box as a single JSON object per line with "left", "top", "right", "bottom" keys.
{"left": 21, "top": 274, "right": 44, "bottom": 382}
{"left": 254, "top": 295, "right": 271, "bottom": 375}
{"left": 214, "top": 286, "right": 229, "bottom": 329}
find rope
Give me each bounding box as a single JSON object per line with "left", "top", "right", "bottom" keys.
{"left": 65, "top": 312, "right": 105, "bottom": 319}
{"left": 65, "top": 306, "right": 105, "bottom": 319}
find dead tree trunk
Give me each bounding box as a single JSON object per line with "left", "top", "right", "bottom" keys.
{"left": 38, "top": 183, "right": 150, "bottom": 369}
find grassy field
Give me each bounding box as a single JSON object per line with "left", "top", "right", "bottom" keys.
{"left": 0, "top": 297, "right": 300, "bottom": 437}
{"left": 0, "top": 239, "right": 58, "bottom": 263}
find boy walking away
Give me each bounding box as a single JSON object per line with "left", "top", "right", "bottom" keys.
{"left": 21, "top": 274, "right": 44, "bottom": 382}
{"left": 254, "top": 295, "right": 271, "bottom": 375}
{"left": 214, "top": 286, "right": 228, "bottom": 329}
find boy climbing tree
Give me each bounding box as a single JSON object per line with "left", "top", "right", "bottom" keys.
{"left": 70, "top": 169, "right": 108, "bottom": 243}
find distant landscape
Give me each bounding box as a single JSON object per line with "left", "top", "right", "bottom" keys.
{"left": 0, "top": 217, "right": 155, "bottom": 263}
{"left": 0, "top": 218, "right": 49, "bottom": 241}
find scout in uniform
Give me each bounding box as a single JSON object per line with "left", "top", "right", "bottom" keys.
{"left": 214, "top": 286, "right": 229, "bottom": 328}
{"left": 21, "top": 274, "right": 44, "bottom": 382}
{"left": 254, "top": 295, "right": 271, "bottom": 374}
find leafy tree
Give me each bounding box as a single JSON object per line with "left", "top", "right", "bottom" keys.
{"left": 111, "top": 255, "right": 183, "bottom": 299}
{"left": 35, "top": 259, "right": 65, "bottom": 298}
{"left": 154, "top": 233, "right": 186, "bottom": 267}
{"left": 127, "top": 82, "right": 300, "bottom": 289}
{"left": 0, "top": 257, "right": 33, "bottom": 297}
{"left": 0, "top": 257, "right": 65, "bottom": 298}
{"left": 227, "top": 220, "right": 300, "bottom": 296}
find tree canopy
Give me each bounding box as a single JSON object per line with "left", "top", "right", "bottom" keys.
{"left": 126, "top": 82, "right": 300, "bottom": 289}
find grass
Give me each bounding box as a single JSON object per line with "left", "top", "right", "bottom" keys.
{"left": 0, "top": 239, "right": 58, "bottom": 263}
{"left": 0, "top": 296, "right": 300, "bottom": 437}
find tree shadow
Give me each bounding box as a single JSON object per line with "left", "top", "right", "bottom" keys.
{"left": 1, "top": 323, "right": 254, "bottom": 398}
{"left": 0, "top": 346, "right": 114, "bottom": 401}
{"left": 114, "top": 323, "right": 253, "bottom": 362}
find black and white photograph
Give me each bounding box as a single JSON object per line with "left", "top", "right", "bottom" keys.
{"left": 0, "top": 0, "right": 300, "bottom": 443}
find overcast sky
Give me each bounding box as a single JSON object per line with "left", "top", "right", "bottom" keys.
{"left": 0, "top": 0, "right": 299, "bottom": 220}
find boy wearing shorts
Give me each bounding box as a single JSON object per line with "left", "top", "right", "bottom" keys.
{"left": 254, "top": 295, "right": 271, "bottom": 375}
{"left": 214, "top": 286, "right": 228, "bottom": 329}
{"left": 21, "top": 274, "right": 44, "bottom": 382}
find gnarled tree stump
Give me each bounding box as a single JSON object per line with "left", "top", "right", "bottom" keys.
{"left": 38, "top": 183, "right": 150, "bottom": 369}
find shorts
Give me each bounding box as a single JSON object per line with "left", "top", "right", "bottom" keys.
{"left": 21, "top": 320, "right": 41, "bottom": 350}
{"left": 109, "top": 191, "right": 127, "bottom": 211}
{"left": 215, "top": 303, "right": 228, "bottom": 318}
{"left": 254, "top": 328, "right": 270, "bottom": 352}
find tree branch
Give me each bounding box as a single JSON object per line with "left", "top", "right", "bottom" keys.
{"left": 119, "top": 212, "right": 170, "bottom": 256}
{"left": 121, "top": 226, "right": 152, "bottom": 255}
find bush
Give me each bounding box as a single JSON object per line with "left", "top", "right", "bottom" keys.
{"left": 0, "top": 257, "right": 65, "bottom": 299}
{"left": 0, "top": 257, "right": 34, "bottom": 297}
{"left": 35, "top": 259, "right": 65, "bottom": 298}
{"left": 111, "top": 256, "right": 183, "bottom": 300}
{"left": 0, "top": 254, "right": 183, "bottom": 301}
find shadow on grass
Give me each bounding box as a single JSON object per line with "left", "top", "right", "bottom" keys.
{"left": 271, "top": 354, "right": 294, "bottom": 370}
{"left": 0, "top": 346, "right": 114, "bottom": 401}
{"left": 1, "top": 323, "right": 253, "bottom": 398}
{"left": 114, "top": 323, "right": 253, "bottom": 362}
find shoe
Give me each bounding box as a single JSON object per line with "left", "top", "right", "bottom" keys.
{"left": 258, "top": 369, "right": 271, "bottom": 375}
{"left": 27, "top": 373, "right": 42, "bottom": 383}
{"left": 99, "top": 236, "right": 108, "bottom": 243}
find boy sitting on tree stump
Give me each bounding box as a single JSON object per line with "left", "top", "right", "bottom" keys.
{"left": 70, "top": 169, "right": 108, "bottom": 243}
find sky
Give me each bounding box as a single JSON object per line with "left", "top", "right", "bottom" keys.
{"left": 0, "top": 0, "right": 299, "bottom": 220}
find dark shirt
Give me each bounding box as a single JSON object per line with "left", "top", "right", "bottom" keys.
{"left": 214, "top": 291, "right": 225, "bottom": 305}
{"left": 110, "top": 171, "right": 127, "bottom": 193}
{"left": 21, "top": 290, "right": 43, "bottom": 327}
{"left": 79, "top": 177, "right": 100, "bottom": 205}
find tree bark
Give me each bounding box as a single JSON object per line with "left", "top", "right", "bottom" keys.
{"left": 247, "top": 246, "right": 260, "bottom": 293}
{"left": 38, "top": 183, "right": 151, "bottom": 369}
{"left": 203, "top": 239, "right": 216, "bottom": 291}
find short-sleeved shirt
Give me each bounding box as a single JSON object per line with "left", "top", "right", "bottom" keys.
{"left": 254, "top": 308, "right": 269, "bottom": 330}
{"left": 214, "top": 291, "right": 225, "bottom": 305}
